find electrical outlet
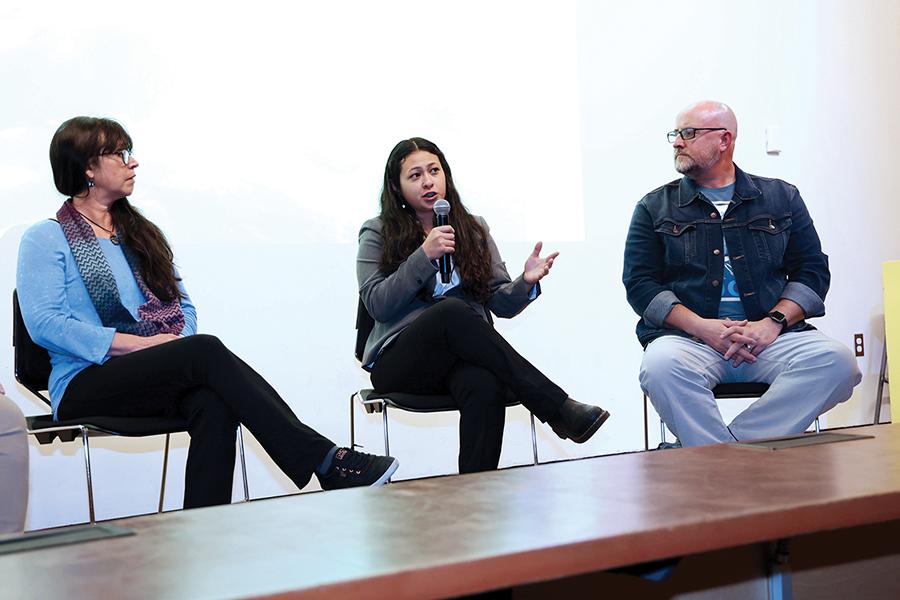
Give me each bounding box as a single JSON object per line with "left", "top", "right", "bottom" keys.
{"left": 854, "top": 333, "right": 864, "bottom": 357}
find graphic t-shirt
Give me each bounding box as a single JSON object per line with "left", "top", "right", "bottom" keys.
{"left": 700, "top": 183, "right": 746, "bottom": 321}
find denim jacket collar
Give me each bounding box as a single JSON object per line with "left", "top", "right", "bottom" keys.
{"left": 677, "top": 163, "right": 762, "bottom": 208}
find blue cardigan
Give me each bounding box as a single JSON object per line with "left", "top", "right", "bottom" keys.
{"left": 16, "top": 220, "right": 197, "bottom": 418}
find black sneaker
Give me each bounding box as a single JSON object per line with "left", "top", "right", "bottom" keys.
{"left": 317, "top": 448, "right": 399, "bottom": 490}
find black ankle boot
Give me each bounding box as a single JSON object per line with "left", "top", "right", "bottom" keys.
{"left": 548, "top": 398, "right": 610, "bottom": 443}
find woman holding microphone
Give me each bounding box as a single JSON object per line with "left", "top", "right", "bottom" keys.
{"left": 357, "top": 137, "right": 610, "bottom": 473}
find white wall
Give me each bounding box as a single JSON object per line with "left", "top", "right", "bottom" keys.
{"left": 2, "top": 0, "right": 899, "bottom": 530}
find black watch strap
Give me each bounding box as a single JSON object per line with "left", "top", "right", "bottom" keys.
{"left": 768, "top": 310, "right": 788, "bottom": 332}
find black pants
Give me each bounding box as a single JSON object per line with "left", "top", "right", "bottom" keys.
{"left": 371, "top": 298, "right": 567, "bottom": 474}
{"left": 59, "top": 334, "right": 335, "bottom": 508}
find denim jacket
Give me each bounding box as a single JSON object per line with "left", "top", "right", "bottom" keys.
{"left": 623, "top": 164, "right": 829, "bottom": 348}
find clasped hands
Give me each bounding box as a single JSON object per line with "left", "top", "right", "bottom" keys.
{"left": 696, "top": 317, "right": 782, "bottom": 367}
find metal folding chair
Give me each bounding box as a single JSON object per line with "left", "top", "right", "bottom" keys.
{"left": 350, "top": 388, "right": 540, "bottom": 468}
{"left": 14, "top": 290, "right": 249, "bottom": 523}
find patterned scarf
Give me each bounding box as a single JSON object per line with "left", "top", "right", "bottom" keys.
{"left": 56, "top": 200, "right": 185, "bottom": 336}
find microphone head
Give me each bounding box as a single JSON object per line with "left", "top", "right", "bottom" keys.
{"left": 433, "top": 198, "right": 451, "bottom": 216}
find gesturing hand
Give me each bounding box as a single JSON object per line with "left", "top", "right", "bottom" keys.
{"left": 422, "top": 225, "right": 455, "bottom": 260}
{"left": 523, "top": 241, "right": 560, "bottom": 285}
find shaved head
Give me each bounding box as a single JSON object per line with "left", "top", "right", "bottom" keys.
{"left": 677, "top": 100, "right": 738, "bottom": 139}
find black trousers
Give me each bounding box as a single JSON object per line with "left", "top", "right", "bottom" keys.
{"left": 59, "top": 334, "right": 335, "bottom": 508}
{"left": 371, "top": 298, "right": 567, "bottom": 474}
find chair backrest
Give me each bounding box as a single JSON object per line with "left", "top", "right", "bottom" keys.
{"left": 12, "top": 290, "right": 52, "bottom": 405}
{"left": 355, "top": 297, "right": 375, "bottom": 363}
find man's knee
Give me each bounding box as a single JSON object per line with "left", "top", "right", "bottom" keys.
{"left": 640, "top": 337, "right": 698, "bottom": 387}
{"left": 818, "top": 339, "right": 862, "bottom": 388}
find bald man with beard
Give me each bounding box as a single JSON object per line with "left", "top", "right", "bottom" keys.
{"left": 623, "top": 101, "right": 861, "bottom": 447}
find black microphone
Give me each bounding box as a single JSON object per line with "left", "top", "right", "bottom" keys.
{"left": 433, "top": 198, "right": 453, "bottom": 283}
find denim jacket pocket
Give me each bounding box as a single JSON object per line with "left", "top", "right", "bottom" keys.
{"left": 655, "top": 219, "right": 697, "bottom": 265}
{"left": 747, "top": 214, "right": 792, "bottom": 263}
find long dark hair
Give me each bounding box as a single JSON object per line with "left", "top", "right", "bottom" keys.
{"left": 50, "top": 116, "right": 182, "bottom": 301}
{"left": 379, "top": 138, "right": 492, "bottom": 302}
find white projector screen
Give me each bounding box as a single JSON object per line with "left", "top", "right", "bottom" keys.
{"left": 1, "top": 0, "right": 584, "bottom": 244}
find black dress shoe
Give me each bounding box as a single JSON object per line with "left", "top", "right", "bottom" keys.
{"left": 548, "top": 398, "right": 610, "bottom": 443}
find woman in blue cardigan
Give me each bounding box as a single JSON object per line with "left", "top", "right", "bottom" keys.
{"left": 17, "top": 116, "right": 398, "bottom": 508}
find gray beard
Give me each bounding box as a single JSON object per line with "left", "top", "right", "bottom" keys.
{"left": 674, "top": 154, "right": 697, "bottom": 175}
{"left": 674, "top": 151, "right": 717, "bottom": 175}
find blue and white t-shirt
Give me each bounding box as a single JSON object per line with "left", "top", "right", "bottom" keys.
{"left": 700, "top": 183, "right": 747, "bottom": 321}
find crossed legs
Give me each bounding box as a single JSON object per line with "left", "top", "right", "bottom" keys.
{"left": 372, "top": 298, "right": 567, "bottom": 473}
{"left": 59, "top": 334, "right": 336, "bottom": 507}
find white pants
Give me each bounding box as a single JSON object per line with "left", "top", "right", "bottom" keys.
{"left": 0, "top": 395, "right": 28, "bottom": 533}
{"left": 639, "top": 331, "right": 861, "bottom": 447}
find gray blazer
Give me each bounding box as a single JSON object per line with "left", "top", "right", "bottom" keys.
{"left": 356, "top": 216, "right": 538, "bottom": 366}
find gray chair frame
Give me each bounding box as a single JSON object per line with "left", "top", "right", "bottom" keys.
{"left": 643, "top": 382, "right": 820, "bottom": 450}
{"left": 350, "top": 388, "right": 541, "bottom": 469}
{"left": 874, "top": 338, "right": 889, "bottom": 424}
{"left": 14, "top": 290, "right": 249, "bottom": 523}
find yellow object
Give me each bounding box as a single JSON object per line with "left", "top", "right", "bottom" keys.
{"left": 884, "top": 261, "right": 900, "bottom": 422}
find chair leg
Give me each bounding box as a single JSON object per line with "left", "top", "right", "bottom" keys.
{"left": 875, "top": 338, "right": 888, "bottom": 425}
{"left": 382, "top": 404, "right": 390, "bottom": 457}
{"left": 382, "top": 405, "right": 392, "bottom": 483}
{"left": 350, "top": 393, "right": 357, "bottom": 450}
{"left": 814, "top": 417, "right": 821, "bottom": 434}
{"left": 529, "top": 413, "right": 539, "bottom": 465}
{"left": 659, "top": 418, "right": 667, "bottom": 444}
{"left": 237, "top": 426, "right": 250, "bottom": 502}
{"left": 81, "top": 427, "right": 96, "bottom": 525}
{"left": 643, "top": 393, "right": 650, "bottom": 451}
{"left": 158, "top": 433, "right": 171, "bottom": 513}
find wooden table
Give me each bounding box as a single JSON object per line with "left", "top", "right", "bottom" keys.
{"left": 3, "top": 424, "right": 900, "bottom": 599}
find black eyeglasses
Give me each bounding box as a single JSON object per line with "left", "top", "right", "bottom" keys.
{"left": 99, "top": 149, "right": 133, "bottom": 164}
{"left": 667, "top": 128, "right": 726, "bottom": 143}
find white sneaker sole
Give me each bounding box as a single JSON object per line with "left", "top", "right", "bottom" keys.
{"left": 370, "top": 458, "right": 400, "bottom": 486}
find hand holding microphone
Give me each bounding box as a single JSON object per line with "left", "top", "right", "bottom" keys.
{"left": 422, "top": 226, "right": 455, "bottom": 260}
{"left": 423, "top": 198, "right": 454, "bottom": 282}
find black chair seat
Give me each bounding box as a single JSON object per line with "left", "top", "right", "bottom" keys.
{"left": 27, "top": 414, "right": 189, "bottom": 444}
{"left": 359, "top": 388, "right": 519, "bottom": 413}
{"left": 712, "top": 383, "right": 770, "bottom": 399}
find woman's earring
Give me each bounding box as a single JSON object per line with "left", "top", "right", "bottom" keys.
{"left": 401, "top": 203, "right": 406, "bottom": 209}
{"left": 87, "top": 179, "right": 95, "bottom": 188}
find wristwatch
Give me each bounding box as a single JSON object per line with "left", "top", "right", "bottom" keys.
{"left": 768, "top": 310, "right": 788, "bottom": 333}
